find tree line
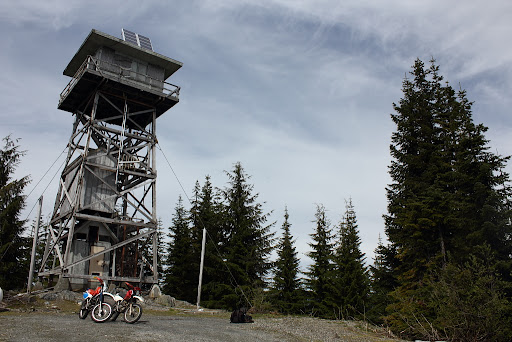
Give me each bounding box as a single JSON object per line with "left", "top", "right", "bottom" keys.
{"left": 162, "top": 166, "right": 368, "bottom": 319}
{"left": 1, "top": 58, "right": 511, "bottom": 341}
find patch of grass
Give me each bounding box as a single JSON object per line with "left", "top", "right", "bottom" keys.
{"left": 53, "top": 299, "right": 81, "bottom": 313}
{"left": 145, "top": 307, "right": 231, "bottom": 319}
{"left": 0, "top": 310, "right": 25, "bottom": 317}
{"left": 2, "top": 295, "right": 80, "bottom": 314}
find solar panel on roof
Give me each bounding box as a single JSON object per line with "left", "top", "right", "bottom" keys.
{"left": 122, "top": 28, "right": 154, "bottom": 51}
{"left": 122, "top": 29, "right": 138, "bottom": 46}
{"left": 138, "top": 35, "right": 153, "bottom": 51}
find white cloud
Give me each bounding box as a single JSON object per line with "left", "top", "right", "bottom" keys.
{"left": 1, "top": 0, "right": 511, "bottom": 268}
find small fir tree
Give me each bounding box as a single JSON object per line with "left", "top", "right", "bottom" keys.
{"left": 305, "top": 204, "right": 336, "bottom": 318}
{"left": 426, "top": 245, "right": 511, "bottom": 341}
{"left": 162, "top": 196, "right": 196, "bottom": 302}
{"left": 140, "top": 218, "right": 166, "bottom": 283}
{"left": 367, "top": 236, "right": 399, "bottom": 324}
{"left": 333, "top": 199, "right": 369, "bottom": 320}
{"left": 271, "top": 207, "right": 302, "bottom": 314}
{"left": 155, "top": 220, "right": 166, "bottom": 284}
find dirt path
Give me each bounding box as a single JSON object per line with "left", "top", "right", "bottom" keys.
{"left": 0, "top": 312, "right": 296, "bottom": 342}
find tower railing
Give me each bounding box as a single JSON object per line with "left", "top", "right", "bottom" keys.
{"left": 59, "top": 55, "right": 181, "bottom": 106}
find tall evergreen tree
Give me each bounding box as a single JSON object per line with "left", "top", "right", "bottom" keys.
{"left": 385, "top": 59, "right": 443, "bottom": 284}
{"left": 332, "top": 199, "right": 369, "bottom": 319}
{"left": 384, "top": 58, "right": 512, "bottom": 340}
{"left": 0, "top": 136, "right": 30, "bottom": 290}
{"left": 188, "top": 180, "right": 205, "bottom": 304}
{"left": 189, "top": 180, "right": 203, "bottom": 280}
{"left": 190, "top": 176, "right": 228, "bottom": 308}
{"left": 220, "top": 162, "right": 274, "bottom": 309}
{"left": 306, "top": 204, "right": 336, "bottom": 318}
{"left": 162, "top": 196, "right": 196, "bottom": 302}
{"left": 271, "top": 207, "right": 302, "bottom": 314}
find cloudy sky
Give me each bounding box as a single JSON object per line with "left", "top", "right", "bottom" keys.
{"left": 1, "top": 0, "right": 511, "bottom": 269}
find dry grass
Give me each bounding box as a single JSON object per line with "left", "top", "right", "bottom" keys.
{"left": 1, "top": 295, "right": 80, "bottom": 314}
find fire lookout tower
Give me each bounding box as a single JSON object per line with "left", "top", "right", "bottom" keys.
{"left": 38, "top": 29, "right": 182, "bottom": 289}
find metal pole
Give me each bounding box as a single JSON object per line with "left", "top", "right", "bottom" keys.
{"left": 39, "top": 224, "right": 50, "bottom": 273}
{"left": 112, "top": 244, "right": 116, "bottom": 278}
{"left": 152, "top": 110, "right": 158, "bottom": 282}
{"left": 196, "top": 227, "right": 207, "bottom": 310}
{"left": 28, "top": 196, "right": 43, "bottom": 293}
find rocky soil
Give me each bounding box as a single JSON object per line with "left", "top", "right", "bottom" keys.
{"left": 0, "top": 290, "right": 407, "bottom": 342}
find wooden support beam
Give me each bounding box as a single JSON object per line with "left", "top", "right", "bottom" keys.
{"left": 62, "top": 228, "right": 154, "bottom": 270}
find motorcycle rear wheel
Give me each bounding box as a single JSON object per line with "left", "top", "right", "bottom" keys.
{"left": 110, "top": 311, "right": 120, "bottom": 321}
{"left": 91, "top": 303, "right": 112, "bottom": 323}
{"left": 78, "top": 300, "right": 89, "bottom": 319}
{"left": 79, "top": 308, "right": 89, "bottom": 319}
{"left": 124, "top": 303, "right": 142, "bottom": 324}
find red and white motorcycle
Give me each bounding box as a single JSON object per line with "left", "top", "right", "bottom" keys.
{"left": 79, "top": 276, "right": 115, "bottom": 323}
{"left": 110, "top": 282, "right": 144, "bottom": 324}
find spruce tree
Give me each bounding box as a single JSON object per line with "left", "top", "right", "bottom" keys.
{"left": 271, "top": 207, "right": 302, "bottom": 314}
{"left": 305, "top": 204, "right": 336, "bottom": 318}
{"left": 384, "top": 58, "right": 512, "bottom": 340}
{"left": 332, "top": 199, "right": 369, "bottom": 320}
{"left": 220, "top": 162, "right": 274, "bottom": 309}
{"left": 385, "top": 59, "right": 443, "bottom": 283}
{"left": 0, "top": 136, "right": 30, "bottom": 290}
{"left": 189, "top": 180, "right": 203, "bottom": 280}
{"left": 190, "top": 177, "right": 228, "bottom": 308}
{"left": 162, "top": 196, "right": 196, "bottom": 302}
{"left": 188, "top": 180, "right": 205, "bottom": 304}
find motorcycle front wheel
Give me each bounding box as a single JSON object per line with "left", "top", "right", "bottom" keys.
{"left": 124, "top": 303, "right": 142, "bottom": 324}
{"left": 91, "top": 303, "right": 112, "bottom": 323}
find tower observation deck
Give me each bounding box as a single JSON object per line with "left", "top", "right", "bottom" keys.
{"left": 38, "top": 29, "right": 182, "bottom": 289}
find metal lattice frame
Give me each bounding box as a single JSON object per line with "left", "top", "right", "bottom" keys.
{"left": 38, "top": 89, "right": 159, "bottom": 284}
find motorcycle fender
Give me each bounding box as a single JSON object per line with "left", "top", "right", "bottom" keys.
{"left": 133, "top": 295, "right": 144, "bottom": 303}
{"left": 103, "top": 292, "right": 116, "bottom": 301}
{"left": 113, "top": 294, "right": 123, "bottom": 301}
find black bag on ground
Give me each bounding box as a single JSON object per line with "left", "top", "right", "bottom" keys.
{"left": 230, "top": 307, "right": 253, "bottom": 323}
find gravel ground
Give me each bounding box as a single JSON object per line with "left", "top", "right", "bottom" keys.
{"left": 253, "top": 316, "right": 404, "bottom": 342}
{"left": 0, "top": 313, "right": 292, "bottom": 342}
{"left": 0, "top": 292, "right": 405, "bottom": 342}
{"left": 0, "top": 312, "right": 405, "bottom": 342}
